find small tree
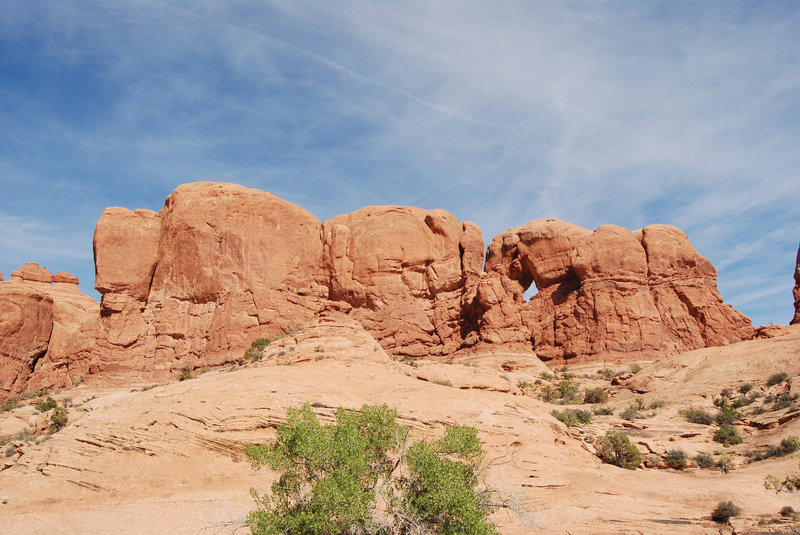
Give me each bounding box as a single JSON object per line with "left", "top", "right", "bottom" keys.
{"left": 246, "top": 404, "right": 499, "bottom": 534}
{"left": 595, "top": 431, "right": 642, "bottom": 470}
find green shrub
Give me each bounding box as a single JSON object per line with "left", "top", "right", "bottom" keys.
{"left": 629, "top": 363, "right": 642, "bottom": 374}
{"left": 552, "top": 409, "right": 592, "bottom": 427}
{"left": 583, "top": 388, "right": 609, "bottom": 404}
{"left": 665, "top": 449, "right": 687, "bottom": 470}
{"left": 179, "top": 366, "right": 193, "bottom": 381}
{"left": 782, "top": 436, "right": 800, "bottom": 454}
{"left": 34, "top": 396, "right": 57, "bottom": 412}
{"left": 557, "top": 380, "right": 579, "bottom": 402}
{"left": 694, "top": 453, "right": 715, "bottom": 469}
{"left": 620, "top": 405, "right": 642, "bottom": 421}
{"left": 597, "top": 368, "right": 615, "bottom": 381}
{"left": 711, "top": 501, "right": 741, "bottom": 523}
{"left": 681, "top": 407, "right": 714, "bottom": 425}
{"left": 0, "top": 397, "right": 21, "bottom": 413}
{"left": 245, "top": 404, "right": 498, "bottom": 535}
{"left": 715, "top": 403, "right": 742, "bottom": 425}
{"left": 244, "top": 338, "right": 272, "bottom": 363}
{"left": 48, "top": 407, "right": 68, "bottom": 432}
{"left": 648, "top": 400, "right": 666, "bottom": 410}
{"left": 739, "top": 383, "right": 753, "bottom": 394}
{"left": 768, "top": 372, "right": 790, "bottom": 387}
{"left": 592, "top": 406, "right": 614, "bottom": 416}
{"left": 714, "top": 424, "right": 743, "bottom": 447}
{"left": 780, "top": 505, "right": 796, "bottom": 517}
{"left": 595, "top": 431, "right": 642, "bottom": 470}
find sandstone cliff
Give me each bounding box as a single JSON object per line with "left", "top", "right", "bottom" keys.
{"left": 0, "top": 263, "right": 98, "bottom": 398}
{"left": 0, "top": 182, "right": 757, "bottom": 399}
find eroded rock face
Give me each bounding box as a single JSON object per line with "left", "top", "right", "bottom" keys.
{"left": 481, "top": 220, "right": 753, "bottom": 361}
{"left": 322, "top": 206, "right": 483, "bottom": 356}
{"left": 793, "top": 242, "right": 800, "bottom": 325}
{"left": 94, "top": 182, "right": 328, "bottom": 374}
{"left": 0, "top": 270, "right": 98, "bottom": 398}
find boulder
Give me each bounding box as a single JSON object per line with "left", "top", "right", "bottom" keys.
{"left": 322, "top": 206, "right": 483, "bottom": 356}
{"left": 0, "top": 270, "right": 98, "bottom": 399}
{"left": 793, "top": 241, "right": 800, "bottom": 325}
{"left": 480, "top": 220, "right": 753, "bottom": 361}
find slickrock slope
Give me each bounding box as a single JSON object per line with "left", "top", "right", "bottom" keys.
{"left": 0, "top": 263, "right": 98, "bottom": 398}
{"left": 481, "top": 220, "right": 753, "bottom": 361}
{"left": 2, "top": 318, "right": 799, "bottom": 535}
{"left": 792, "top": 241, "right": 800, "bottom": 324}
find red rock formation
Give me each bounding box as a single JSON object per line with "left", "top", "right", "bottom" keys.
{"left": 94, "top": 182, "right": 328, "bottom": 374}
{"left": 322, "top": 206, "right": 483, "bottom": 356}
{"left": 793, "top": 242, "right": 800, "bottom": 325}
{"left": 0, "top": 268, "right": 98, "bottom": 398}
{"left": 481, "top": 220, "right": 753, "bottom": 362}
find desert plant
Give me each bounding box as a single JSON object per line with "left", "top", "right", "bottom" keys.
{"left": 552, "top": 409, "right": 592, "bottom": 427}
{"left": 648, "top": 400, "right": 666, "bottom": 410}
{"left": 715, "top": 402, "right": 742, "bottom": 425}
{"left": 629, "top": 363, "right": 643, "bottom": 374}
{"left": 583, "top": 387, "right": 609, "bottom": 404}
{"left": 597, "top": 368, "right": 615, "bottom": 381}
{"left": 179, "top": 366, "right": 194, "bottom": 381}
{"left": 681, "top": 407, "right": 714, "bottom": 425}
{"left": 595, "top": 431, "right": 642, "bottom": 470}
{"left": 780, "top": 505, "right": 796, "bottom": 518}
{"left": 782, "top": 436, "right": 800, "bottom": 454}
{"left": 556, "top": 380, "right": 579, "bottom": 402}
{"left": 711, "top": 501, "right": 741, "bottom": 523}
{"left": 48, "top": 406, "right": 68, "bottom": 432}
{"left": 665, "top": 449, "right": 687, "bottom": 470}
{"left": 34, "top": 396, "right": 57, "bottom": 412}
{"left": 694, "top": 453, "right": 715, "bottom": 469}
{"left": 714, "top": 424, "right": 743, "bottom": 447}
{"left": 768, "top": 372, "right": 790, "bottom": 386}
{"left": 245, "top": 404, "right": 498, "bottom": 535}
{"left": 739, "top": 383, "right": 753, "bottom": 394}
{"left": 620, "top": 405, "right": 642, "bottom": 421}
{"left": 244, "top": 338, "right": 271, "bottom": 363}
{"left": 592, "top": 406, "right": 614, "bottom": 416}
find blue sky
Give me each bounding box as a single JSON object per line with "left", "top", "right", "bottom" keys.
{"left": 1, "top": 1, "right": 798, "bottom": 327}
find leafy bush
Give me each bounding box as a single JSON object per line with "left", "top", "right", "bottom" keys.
{"left": 597, "top": 368, "right": 616, "bottom": 381}
{"left": 780, "top": 505, "right": 796, "bottom": 517}
{"left": 782, "top": 436, "right": 800, "bottom": 454}
{"left": 714, "top": 424, "right": 743, "bottom": 447}
{"left": 711, "top": 501, "right": 741, "bottom": 523}
{"left": 34, "top": 396, "right": 57, "bottom": 412}
{"left": 620, "top": 405, "right": 642, "bottom": 421}
{"left": 768, "top": 372, "right": 790, "bottom": 387}
{"left": 665, "top": 449, "right": 687, "bottom": 470}
{"left": 648, "top": 400, "right": 666, "bottom": 410}
{"left": 0, "top": 397, "right": 21, "bottom": 413}
{"left": 595, "top": 431, "right": 642, "bottom": 470}
{"left": 48, "top": 406, "right": 68, "bottom": 432}
{"left": 245, "top": 404, "right": 498, "bottom": 535}
{"left": 629, "top": 363, "right": 643, "bottom": 374}
{"left": 552, "top": 409, "right": 592, "bottom": 427}
{"left": 739, "top": 383, "right": 753, "bottom": 394}
{"left": 681, "top": 407, "right": 714, "bottom": 425}
{"left": 179, "top": 366, "right": 194, "bottom": 381}
{"left": 592, "top": 406, "right": 614, "bottom": 416}
{"left": 583, "top": 388, "right": 609, "bottom": 404}
{"left": 715, "top": 402, "right": 742, "bottom": 425}
{"left": 556, "top": 380, "right": 579, "bottom": 403}
{"left": 694, "top": 453, "right": 715, "bottom": 469}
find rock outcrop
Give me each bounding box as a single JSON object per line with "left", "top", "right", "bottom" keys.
{"left": 0, "top": 264, "right": 98, "bottom": 398}
{"left": 323, "top": 206, "right": 483, "bottom": 356}
{"left": 1, "top": 182, "right": 757, "bottom": 399}
{"left": 479, "top": 221, "right": 754, "bottom": 361}
{"left": 793, "top": 242, "right": 800, "bottom": 325}
{"left": 94, "top": 182, "right": 328, "bottom": 375}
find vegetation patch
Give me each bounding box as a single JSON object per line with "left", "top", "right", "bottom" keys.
{"left": 714, "top": 424, "right": 743, "bottom": 447}
{"left": 595, "top": 431, "right": 642, "bottom": 470}
{"left": 245, "top": 404, "right": 500, "bottom": 534}
{"left": 664, "top": 449, "right": 687, "bottom": 470}
{"left": 583, "top": 387, "right": 609, "bottom": 404}
{"left": 711, "top": 501, "right": 741, "bottom": 523}
{"left": 552, "top": 408, "right": 592, "bottom": 427}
